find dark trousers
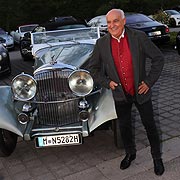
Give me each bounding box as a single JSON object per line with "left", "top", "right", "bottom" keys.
{"left": 115, "top": 96, "right": 162, "bottom": 160}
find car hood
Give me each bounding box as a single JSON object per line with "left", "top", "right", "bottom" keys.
{"left": 0, "top": 34, "right": 13, "bottom": 40}
{"left": 170, "top": 14, "right": 180, "bottom": 18}
{"left": 33, "top": 43, "right": 94, "bottom": 70}
{"left": 34, "top": 62, "right": 76, "bottom": 75}
{"left": 0, "top": 34, "right": 8, "bottom": 40}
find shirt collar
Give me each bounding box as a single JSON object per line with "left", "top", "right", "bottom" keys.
{"left": 112, "top": 29, "right": 125, "bottom": 42}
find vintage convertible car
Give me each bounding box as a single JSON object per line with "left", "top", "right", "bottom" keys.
{"left": 0, "top": 28, "right": 121, "bottom": 157}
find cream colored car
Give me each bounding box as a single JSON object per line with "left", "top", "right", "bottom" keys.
{"left": 164, "top": 10, "right": 180, "bottom": 27}
{"left": 10, "top": 24, "right": 38, "bottom": 44}
{"left": 0, "top": 28, "right": 121, "bottom": 157}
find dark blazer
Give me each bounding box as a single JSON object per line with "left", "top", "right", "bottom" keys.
{"left": 88, "top": 26, "right": 164, "bottom": 104}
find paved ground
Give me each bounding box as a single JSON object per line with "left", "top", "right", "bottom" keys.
{"left": 169, "top": 26, "right": 180, "bottom": 32}
{"left": 59, "top": 137, "right": 180, "bottom": 180}
{"left": 0, "top": 47, "right": 180, "bottom": 180}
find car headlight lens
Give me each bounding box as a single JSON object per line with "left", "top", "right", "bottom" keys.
{"left": 2, "top": 52, "right": 7, "bottom": 57}
{"left": 12, "top": 73, "right": 37, "bottom": 101}
{"left": 0, "top": 52, "right": 6, "bottom": 61}
{"left": 68, "top": 70, "right": 93, "bottom": 97}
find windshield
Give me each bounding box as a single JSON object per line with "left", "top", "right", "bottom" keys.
{"left": 126, "top": 14, "right": 153, "bottom": 24}
{"left": 31, "top": 27, "right": 99, "bottom": 45}
{"left": 41, "top": 43, "right": 94, "bottom": 67}
{"left": 165, "top": 10, "right": 180, "bottom": 15}
{"left": 20, "top": 25, "right": 38, "bottom": 32}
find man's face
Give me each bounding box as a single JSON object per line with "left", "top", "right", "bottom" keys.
{"left": 106, "top": 11, "right": 126, "bottom": 38}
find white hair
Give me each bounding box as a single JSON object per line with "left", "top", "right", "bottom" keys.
{"left": 106, "top": 9, "right": 125, "bottom": 19}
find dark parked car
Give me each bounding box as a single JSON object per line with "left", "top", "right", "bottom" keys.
{"left": 88, "top": 13, "right": 170, "bottom": 43}
{"left": 10, "top": 24, "right": 39, "bottom": 44}
{"left": 0, "top": 43, "right": 11, "bottom": 76}
{"left": 0, "top": 28, "right": 14, "bottom": 50}
{"left": 20, "top": 16, "right": 89, "bottom": 61}
{"left": 0, "top": 28, "right": 121, "bottom": 157}
{"left": 126, "top": 13, "right": 170, "bottom": 43}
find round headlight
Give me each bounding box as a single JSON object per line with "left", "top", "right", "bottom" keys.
{"left": 68, "top": 70, "right": 93, "bottom": 97}
{"left": 12, "top": 74, "right": 37, "bottom": 101}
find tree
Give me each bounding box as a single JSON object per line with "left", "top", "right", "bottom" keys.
{"left": 0, "top": 0, "right": 179, "bottom": 31}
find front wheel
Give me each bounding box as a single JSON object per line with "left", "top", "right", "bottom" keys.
{"left": 112, "top": 119, "right": 124, "bottom": 149}
{"left": 20, "top": 41, "right": 32, "bottom": 61}
{"left": 0, "top": 129, "right": 17, "bottom": 157}
{"left": 169, "top": 18, "right": 176, "bottom": 27}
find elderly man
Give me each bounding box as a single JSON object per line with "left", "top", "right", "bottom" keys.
{"left": 88, "top": 9, "right": 165, "bottom": 175}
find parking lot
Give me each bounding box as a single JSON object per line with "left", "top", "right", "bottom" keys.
{"left": 0, "top": 46, "right": 180, "bottom": 180}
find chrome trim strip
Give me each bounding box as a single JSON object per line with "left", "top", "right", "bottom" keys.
{"left": 32, "top": 131, "right": 82, "bottom": 137}
{"left": 34, "top": 65, "right": 76, "bottom": 75}
{"left": 32, "top": 126, "right": 83, "bottom": 132}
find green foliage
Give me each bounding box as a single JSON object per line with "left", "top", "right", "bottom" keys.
{"left": 152, "top": 9, "right": 170, "bottom": 25}
{"left": 0, "top": 0, "right": 180, "bottom": 31}
{"left": 170, "top": 31, "right": 177, "bottom": 47}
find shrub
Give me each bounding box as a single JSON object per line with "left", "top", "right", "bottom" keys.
{"left": 152, "top": 9, "right": 170, "bottom": 25}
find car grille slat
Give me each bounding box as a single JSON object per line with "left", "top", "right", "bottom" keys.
{"left": 34, "top": 69, "right": 80, "bottom": 127}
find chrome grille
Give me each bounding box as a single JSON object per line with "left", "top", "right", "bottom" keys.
{"left": 34, "top": 69, "right": 80, "bottom": 127}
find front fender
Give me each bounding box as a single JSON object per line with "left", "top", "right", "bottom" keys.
{"left": 88, "top": 89, "right": 117, "bottom": 132}
{"left": 0, "top": 86, "right": 23, "bottom": 137}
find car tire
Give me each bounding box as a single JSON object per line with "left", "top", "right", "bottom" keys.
{"left": 177, "top": 47, "right": 180, "bottom": 55}
{"left": 169, "top": 18, "right": 176, "bottom": 27}
{"left": 177, "top": 42, "right": 180, "bottom": 55}
{"left": 8, "top": 54, "right": 11, "bottom": 74}
{"left": 21, "top": 54, "right": 29, "bottom": 61}
{"left": 20, "top": 41, "right": 31, "bottom": 61}
{"left": 0, "top": 129, "right": 17, "bottom": 157}
{"left": 7, "top": 64, "right": 12, "bottom": 75}
{"left": 112, "top": 119, "right": 124, "bottom": 149}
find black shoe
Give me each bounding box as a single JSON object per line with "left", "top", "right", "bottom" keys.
{"left": 153, "top": 158, "right": 165, "bottom": 176}
{"left": 120, "top": 154, "right": 136, "bottom": 170}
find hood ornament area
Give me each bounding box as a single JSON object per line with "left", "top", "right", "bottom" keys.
{"left": 50, "top": 55, "right": 58, "bottom": 65}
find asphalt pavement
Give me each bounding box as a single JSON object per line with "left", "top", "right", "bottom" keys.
{"left": 0, "top": 47, "right": 180, "bottom": 180}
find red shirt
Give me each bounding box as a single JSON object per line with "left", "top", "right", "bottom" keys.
{"left": 111, "top": 33, "right": 135, "bottom": 96}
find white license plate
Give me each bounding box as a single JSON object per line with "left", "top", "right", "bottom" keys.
{"left": 148, "top": 31, "right": 161, "bottom": 36}
{"left": 36, "top": 134, "right": 81, "bottom": 147}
